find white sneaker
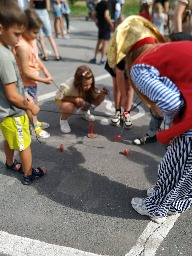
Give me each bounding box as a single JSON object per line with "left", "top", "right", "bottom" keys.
{"left": 123, "top": 112, "right": 133, "bottom": 129}
{"left": 131, "top": 197, "right": 167, "bottom": 224}
{"left": 60, "top": 119, "right": 71, "bottom": 133}
{"left": 147, "top": 187, "right": 155, "bottom": 197}
{"left": 36, "top": 129, "right": 50, "bottom": 139}
{"left": 34, "top": 127, "right": 50, "bottom": 139}
{"left": 111, "top": 110, "right": 121, "bottom": 126}
{"left": 77, "top": 109, "right": 95, "bottom": 121}
{"left": 29, "top": 126, "right": 50, "bottom": 139}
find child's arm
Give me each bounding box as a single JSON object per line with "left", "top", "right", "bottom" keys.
{"left": 91, "top": 88, "right": 108, "bottom": 107}
{"left": 16, "top": 45, "right": 53, "bottom": 84}
{"left": 38, "top": 58, "right": 52, "bottom": 80}
{"left": 104, "top": 10, "right": 114, "bottom": 30}
{"left": 4, "top": 82, "right": 40, "bottom": 116}
{"left": 46, "top": 0, "right": 51, "bottom": 11}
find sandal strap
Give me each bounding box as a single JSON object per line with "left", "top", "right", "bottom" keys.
{"left": 6, "top": 159, "right": 23, "bottom": 173}
{"left": 32, "top": 167, "right": 45, "bottom": 178}
{"left": 22, "top": 174, "right": 34, "bottom": 185}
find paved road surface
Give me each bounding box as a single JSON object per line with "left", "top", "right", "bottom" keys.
{"left": 0, "top": 17, "right": 191, "bottom": 256}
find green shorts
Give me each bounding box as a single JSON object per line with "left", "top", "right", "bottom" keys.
{"left": 0, "top": 115, "right": 31, "bottom": 151}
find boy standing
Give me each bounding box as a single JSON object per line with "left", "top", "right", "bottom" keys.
{"left": 89, "top": 0, "right": 114, "bottom": 65}
{"left": 13, "top": 9, "right": 52, "bottom": 139}
{"left": 0, "top": 0, "right": 46, "bottom": 185}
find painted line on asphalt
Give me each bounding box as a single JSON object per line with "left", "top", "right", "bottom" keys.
{"left": 0, "top": 214, "right": 180, "bottom": 256}
{"left": 38, "top": 74, "right": 110, "bottom": 102}
{"left": 125, "top": 214, "right": 180, "bottom": 256}
{"left": 0, "top": 231, "right": 108, "bottom": 256}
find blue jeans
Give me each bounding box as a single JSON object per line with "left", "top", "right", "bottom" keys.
{"left": 147, "top": 114, "right": 163, "bottom": 137}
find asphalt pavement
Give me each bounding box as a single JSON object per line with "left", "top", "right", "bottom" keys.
{"left": 0, "top": 17, "right": 191, "bottom": 256}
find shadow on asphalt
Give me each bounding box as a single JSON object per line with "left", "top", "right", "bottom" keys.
{"left": 0, "top": 98, "right": 166, "bottom": 222}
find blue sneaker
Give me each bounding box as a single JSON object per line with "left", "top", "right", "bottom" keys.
{"left": 89, "top": 57, "right": 96, "bottom": 64}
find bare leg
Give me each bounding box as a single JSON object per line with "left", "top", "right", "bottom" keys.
{"left": 4, "top": 141, "right": 14, "bottom": 166}
{"left": 54, "top": 17, "right": 60, "bottom": 37}
{"left": 47, "top": 35, "right": 60, "bottom": 58}
{"left": 125, "top": 80, "right": 134, "bottom": 112}
{"left": 94, "top": 39, "right": 102, "bottom": 59}
{"left": 39, "top": 35, "right": 48, "bottom": 59}
{"left": 112, "top": 77, "right": 121, "bottom": 109}
{"left": 101, "top": 39, "right": 107, "bottom": 60}
{"left": 59, "top": 16, "right": 65, "bottom": 36}
{"left": 59, "top": 102, "right": 75, "bottom": 120}
{"left": 19, "top": 146, "right": 33, "bottom": 176}
{"left": 4, "top": 141, "right": 25, "bottom": 172}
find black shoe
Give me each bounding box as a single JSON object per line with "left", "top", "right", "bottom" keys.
{"left": 133, "top": 134, "right": 157, "bottom": 145}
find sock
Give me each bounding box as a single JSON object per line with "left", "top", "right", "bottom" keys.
{"left": 37, "top": 121, "right": 42, "bottom": 127}
{"left": 33, "top": 124, "right": 38, "bottom": 130}
{"left": 34, "top": 126, "right": 43, "bottom": 135}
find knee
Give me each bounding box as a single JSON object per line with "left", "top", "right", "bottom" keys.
{"left": 59, "top": 102, "right": 75, "bottom": 114}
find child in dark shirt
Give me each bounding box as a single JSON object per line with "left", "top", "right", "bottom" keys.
{"left": 89, "top": 0, "right": 114, "bottom": 65}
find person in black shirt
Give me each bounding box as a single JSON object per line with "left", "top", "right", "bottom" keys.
{"left": 89, "top": 0, "right": 114, "bottom": 65}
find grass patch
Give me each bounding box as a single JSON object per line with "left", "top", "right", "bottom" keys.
{"left": 70, "top": 0, "right": 140, "bottom": 16}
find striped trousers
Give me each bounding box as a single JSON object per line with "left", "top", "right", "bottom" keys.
{"left": 145, "top": 136, "right": 192, "bottom": 218}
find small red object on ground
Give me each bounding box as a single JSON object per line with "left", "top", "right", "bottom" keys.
{"left": 87, "top": 121, "right": 97, "bottom": 139}
{"left": 59, "top": 144, "right": 64, "bottom": 152}
{"left": 124, "top": 149, "right": 129, "bottom": 156}
{"left": 114, "top": 135, "right": 121, "bottom": 142}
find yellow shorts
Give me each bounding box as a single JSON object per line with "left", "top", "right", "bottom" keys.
{"left": 0, "top": 115, "right": 31, "bottom": 151}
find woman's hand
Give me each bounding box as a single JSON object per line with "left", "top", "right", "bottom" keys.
{"left": 152, "top": 106, "right": 163, "bottom": 117}
{"left": 102, "top": 87, "right": 109, "bottom": 95}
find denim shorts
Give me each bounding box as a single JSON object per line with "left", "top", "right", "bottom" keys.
{"left": 51, "top": 3, "right": 62, "bottom": 18}
{"left": 24, "top": 86, "right": 37, "bottom": 100}
{"left": 35, "top": 9, "right": 52, "bottom": 36}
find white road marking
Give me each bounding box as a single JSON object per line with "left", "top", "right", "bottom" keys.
{"left": 0, "top": 215, "right": 180, "bottom": 256}
{"left": 0, "top": 231, "right": 108, "bottom": 256}
{"left": 125, "top": 214, "right": 180, "bottom": 256}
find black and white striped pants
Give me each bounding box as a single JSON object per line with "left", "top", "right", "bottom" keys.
{"left": 145, "top": 135, "right": 192, "bottom": 218}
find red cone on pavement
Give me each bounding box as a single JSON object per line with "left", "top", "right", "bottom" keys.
{"left": 124, "top": 149, "right": 129, "bottom": 156}
{"left": 87, "top": 121, "right": 97, "bottom": 138}
{"left": 114, "top": 135, "right": 121, "bottom": 142}
{"left": 59, "top": 144, "right": 64, "bottom": 152}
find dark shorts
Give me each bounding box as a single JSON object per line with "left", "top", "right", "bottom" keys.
{"left": 105, "top": 60, "right": 128, "bottom": 80}
{"left": 98, "top": 29, "right": 110, "bottom": 40}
